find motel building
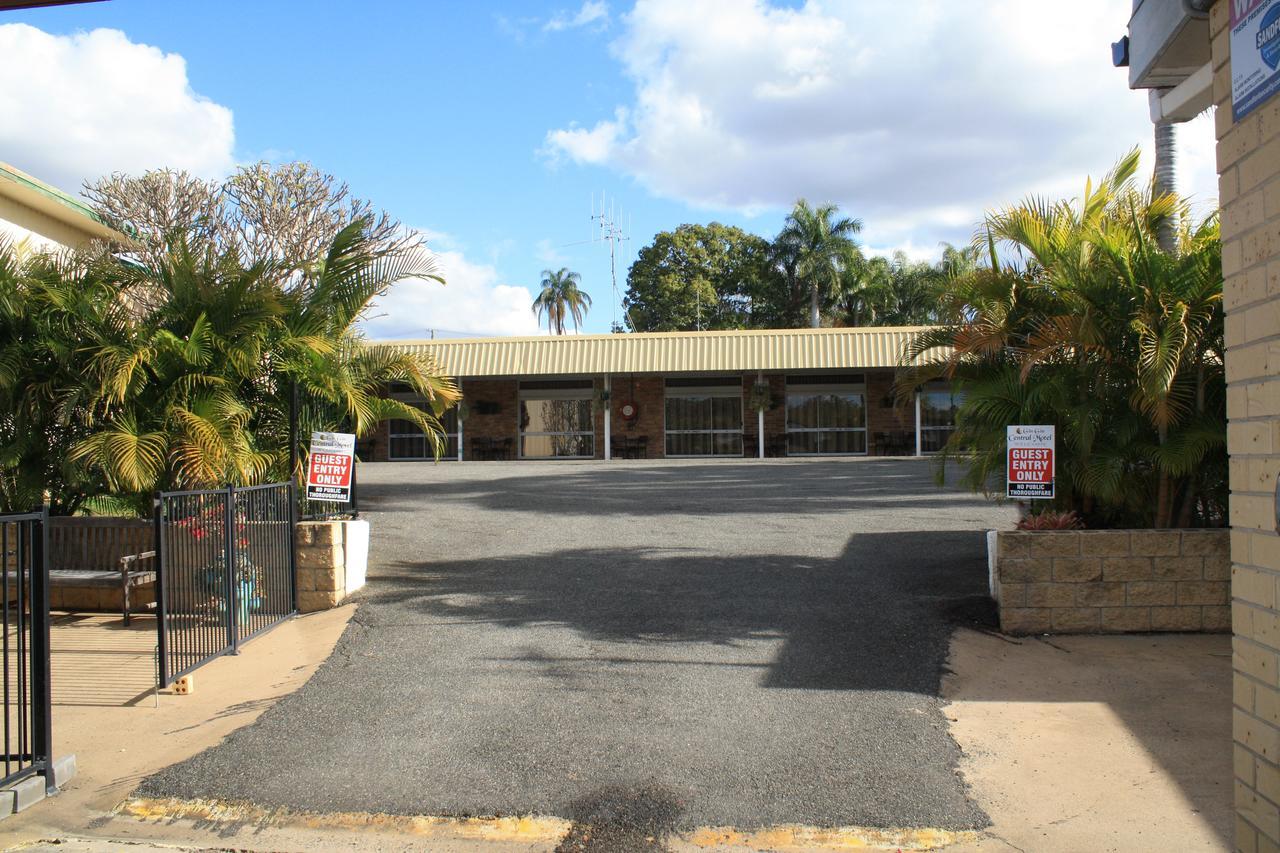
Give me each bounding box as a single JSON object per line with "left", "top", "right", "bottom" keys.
{"left": 368, "top": 326, "right": 959, "bottom": 463}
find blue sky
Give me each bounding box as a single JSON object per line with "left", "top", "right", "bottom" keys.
{"left": 0, "top": 1, "right": 1220, "bottom": 337}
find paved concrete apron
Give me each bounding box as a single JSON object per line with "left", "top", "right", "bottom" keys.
{"left": 141, "top": 459, "right": 1017, "bottom": 832}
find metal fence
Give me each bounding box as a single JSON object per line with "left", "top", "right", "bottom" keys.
{"left": 154, "top": 483, "right": 296, "bottom": 687}
{"left": 1, "top": 509, "right": 53, "bottom": 793}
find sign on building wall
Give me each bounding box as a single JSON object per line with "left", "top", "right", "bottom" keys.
{"left": 1007, "top": 425, "right": 1055, "bottom": 500}
{"left": 306, "top": 431, "right": 355, "bottom": 502}
{"left": 1233, "top": 0, "right": 1280, "bottom": 121}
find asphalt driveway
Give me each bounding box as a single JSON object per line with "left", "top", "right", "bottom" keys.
{"left": 141, "top": 458, "right": 1017, "bottom": 833}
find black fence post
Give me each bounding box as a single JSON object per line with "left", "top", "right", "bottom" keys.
{"left": 153, "top": 493, "right": 168, "bottom": 688}
{"left": 225, "top": 483, "right": 239, "bottom": 655}
{"left": 289, "top": 379, "right": 299, "bottom": 483}
{"left": 287, "top": 480, "right": 298, "bottom": 613}
{"left": 31, "top": 506, "right": 53, "bottom": 795}
{"left": 350, "top": 462, "right": 359, "bottom": 519}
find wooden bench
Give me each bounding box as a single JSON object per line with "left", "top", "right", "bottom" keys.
{"left": 47, "top": 517, "right": 155, "bottom": 625}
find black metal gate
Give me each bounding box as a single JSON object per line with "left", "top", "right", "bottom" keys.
{"left": 154, "top": 483, "right": 297, "bottom": 687}
{"left": 1, "top": 509, "right": 54, "bottom": 793}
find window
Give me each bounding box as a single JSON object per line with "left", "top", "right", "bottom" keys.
{"left": 784, "top": 378, "right": 867, "bottom": 455}
{"left": 519, "top": 384, "right": 594, "bottom": 458}
{"left": 664, "top": 379, "right": 743, "bottom": 456}
{"left": 389, "top": 406, "right": 458, "bottom": 460}
{"left": 920, "top": 384, "right": 963, "bottom": 453}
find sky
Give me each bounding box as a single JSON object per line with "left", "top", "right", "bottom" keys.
{"left": 0, "top": 0, "right": 1220, "bottom": 339}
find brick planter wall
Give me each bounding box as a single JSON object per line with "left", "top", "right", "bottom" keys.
{"left": 295, "top": 519, "right": 368, "bottom": 613}
{"left": 993, "top": 529, "right": 1230, "bottom": 635}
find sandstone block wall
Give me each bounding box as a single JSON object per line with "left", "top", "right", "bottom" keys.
{"left": 994, "top": 529, "right": 1230, "bottom": 635}
{"left": 295, "top": 520, "right": 366, "bottom": 613}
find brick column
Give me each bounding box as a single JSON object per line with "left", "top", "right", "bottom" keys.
{"left": 1214, "top": 1, "right": 1280, "bottom": 848}
{"left": 610, "top": 376, "right": 665, "bottom": 458}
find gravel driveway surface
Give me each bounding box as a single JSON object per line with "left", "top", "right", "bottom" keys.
{"left": 141, "top": 458, "right": 1017, "bottom": 834}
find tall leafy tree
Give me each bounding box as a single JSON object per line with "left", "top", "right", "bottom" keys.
{"left": 532, "top": 267, "right": 592, "bottom": 334}
{"left": 773, "top": 200, "right": 863, "bottom": 328}
{"left": 902, "top": 149, "right": 1224, "bottom": 528}
{"left": 833, "top": 251, "right": 945, "bottom": 327}
{"left": 623, "top": 223, "right": 777, "bottom": 331}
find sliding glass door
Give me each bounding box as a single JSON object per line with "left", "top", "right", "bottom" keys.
{"left": 785, "top": 376, "right": 867, "bottom": 455}
{"left": 919, "top": 383, "right": 963, "bottom": 453}
{"left": 388, "top": 402, "right": 459, "bottom": 459}
{"left": 519, "top": 382, "right": 595, "bottom": 458}
{"left": 664, "top": 378, "right": 743, "bottom": 456}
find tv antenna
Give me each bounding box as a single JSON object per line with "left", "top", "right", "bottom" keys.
{"left": 591, "top": 192, "right": 631, "bottom": 330}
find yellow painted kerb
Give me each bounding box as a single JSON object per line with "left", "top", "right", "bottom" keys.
{"left": 120, "top": 797, "right": 978, "bottom": 850}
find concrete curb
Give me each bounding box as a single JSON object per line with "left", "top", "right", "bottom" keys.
{"left": 0, "top": 755, "right": 76, "bottom": 821}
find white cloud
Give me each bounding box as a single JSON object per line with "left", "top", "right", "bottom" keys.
{"left": 0, "top": 24, "right": 235, "bottom": 193}
{"left": 361, "top": 246, "right": 542, "bottom": 340}
{"left": 544, "top": 108, "right": 628, "bottom": 167}
{"left": 544, "top": 1, "right": 609, "bottom": 32}
{"left": 543, "top": 0, "right": 1220, "bottom": 254}
{"left": 535, "top": 238, "right": 567, "bottom": 265}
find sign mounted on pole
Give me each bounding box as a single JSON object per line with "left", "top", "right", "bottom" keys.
{"left": 1007, "top": 425, "right": 1055, "bottom": 500}
{"left": 306, "top": 431, "right": 355, "bottom": 502}
{"left": 1232, "top": 0, "right": 1280, "bottom": 121}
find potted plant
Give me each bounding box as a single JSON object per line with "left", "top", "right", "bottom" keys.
{"left": 747, "top": 381, "right": 772, "bottom": 414}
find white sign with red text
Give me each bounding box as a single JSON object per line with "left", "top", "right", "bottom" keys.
{"left": 1007, "top": 425, "right": 1055, "bottom": 500}
{"left": 306, "top": 431, "right": 355, "bottom": 503}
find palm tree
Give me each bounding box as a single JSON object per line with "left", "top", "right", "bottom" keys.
{"left": 0, "top": 241, "right": 120, "bottom": 513}
{"left": 532, "top": 267, "right": 592, "bottom": 334}
{"left": 1153, "top": 119, "right": 1178, "bottom": 253}
{"left": 901, "top": 149, "right": 1224, "bottom": 528}
{"left": 71, "top": 219, "right": 459, "bottom": 498}
{"left": 774, "top": 200, "right": 863, "bottom": 328}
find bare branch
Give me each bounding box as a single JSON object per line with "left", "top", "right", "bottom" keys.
{"left": 83, "top": 162, "right": 425, "bottom": 287}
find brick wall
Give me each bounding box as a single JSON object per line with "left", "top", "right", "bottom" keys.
{"left": 1214, "top": 0, "right": 1280, "bottom": 846}
{"left": 610, "top": 375, "right": 666, "bottom": 458}
{"left": 993, "top": 529, "right": 1230, "bottom": 634}
{"left": 366, "top": 418, "right": 390, "bottom": 462}
{"left": 866, "top": 369, "right": 915, "bottom": 455}
{"left": 375, "top": 369, "right": 918, "bottom": 461}
{"left": 741, "top": 373, "right": 785, "bottom": 457}
{"left": 460, "top": 378, "right": 518, "bottom": 459}
{"left": 592, "top": 376, "right": 605, "bottom": 459}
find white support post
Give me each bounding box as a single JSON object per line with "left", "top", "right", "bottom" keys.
{"left": 757, "top": 371, "right": 765, "bottom": 459}
{"left": 604, "top": 374, "right": 612, "bottom": 461}
{"left": 914, "top": 392, "right": 923, "bottom": 457}
{"left": 457, "top": 411, "right": 464, "bottom": 461}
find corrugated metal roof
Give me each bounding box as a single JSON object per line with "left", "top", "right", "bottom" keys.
{"left": 0, "top": 161, "right": 123, "bottom": 242}
{"left": 372, "top": 326, "right": 939, "bottom": 378}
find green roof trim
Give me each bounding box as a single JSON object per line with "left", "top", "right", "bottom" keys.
{"left": 0, "top": 162, "right": 114, "bottom": 230}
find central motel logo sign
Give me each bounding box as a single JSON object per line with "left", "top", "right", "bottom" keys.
{"left": 1007, "top": 425, "right": 1055, "bottom": 500}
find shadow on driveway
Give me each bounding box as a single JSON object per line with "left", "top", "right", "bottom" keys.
{"left": 364, "top": 529, "right": 996, "bottom": 693}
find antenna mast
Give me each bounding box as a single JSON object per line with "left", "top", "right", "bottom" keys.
{"left": 591, "top": 192, "right": 630, "bottom": 331}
